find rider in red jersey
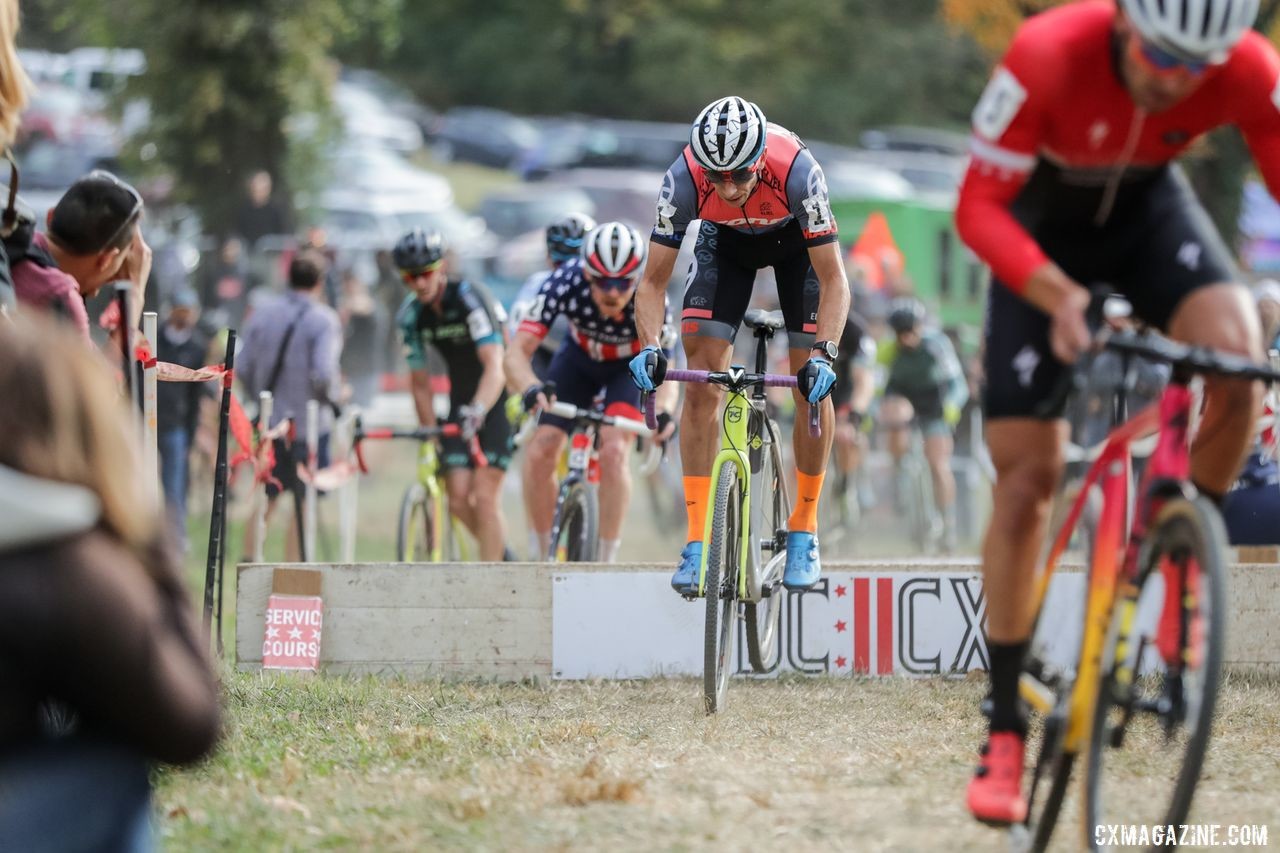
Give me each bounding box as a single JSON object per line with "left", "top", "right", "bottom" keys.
{"left": 955, "top": 0, "right": 1275, "bottom": 826}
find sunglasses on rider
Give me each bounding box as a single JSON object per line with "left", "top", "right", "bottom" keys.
{"left": 400, "top": 261, "right": 443, "bottom": 284}
{"left": 705, "top": 165, "right": 759, "bottom": 186}
{"left": 586, "top": 273, "right": 635, "bottom": 293}
{"left": 1132, "top": 35, "right": 1211, "bottom": 76}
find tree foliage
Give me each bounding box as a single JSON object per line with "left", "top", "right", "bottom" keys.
{"left": 18, "top": 0, "right": 990, "bottom": 230}
{"left": 379, "top": 0, "right": 991, "bottom": 141}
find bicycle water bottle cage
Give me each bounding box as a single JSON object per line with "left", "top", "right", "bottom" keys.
{"left": 569, "top": 431, "right": 593, "bottom": 474}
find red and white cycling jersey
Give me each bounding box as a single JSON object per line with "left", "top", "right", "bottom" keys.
{"left": 955, "top": 0, "right": 1280, "bottom": 293}
{"left": 651, "top": 124, "right": 838, "bottom": 248}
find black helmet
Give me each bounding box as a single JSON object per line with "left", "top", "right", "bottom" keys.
{"left": 392, "top": 228, "right": 446, "bottom": 271}
{"left": 887, "top": 297, "right": 926, "bottom": 334}
{"left": 546, "top": 212, "right": 596, "bottom": 263}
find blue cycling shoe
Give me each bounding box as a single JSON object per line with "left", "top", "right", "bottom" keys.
{"left": 671, "top": 541, "right": 703, "bottom": 595}
{"left": 783, "top": 531, "right": 821, "bottom": 590}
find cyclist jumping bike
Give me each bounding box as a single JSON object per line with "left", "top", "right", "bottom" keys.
{"left": 630, "top": 95, "right": 861, "bottom": 595}
{"left": 642, "top": 308, "right": 819, "bottom": 713}
{"left": 954, "top": 0, "right": 1278, "bottom": 826}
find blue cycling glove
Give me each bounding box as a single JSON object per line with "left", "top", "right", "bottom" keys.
{"left": 629, "top": 345, "right": 667, "bottom": 392}
{"left": 797, "top": 357, "right": 836, "bottom": 404}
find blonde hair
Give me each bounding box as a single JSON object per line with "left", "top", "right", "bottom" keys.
{"left": 0, "top": 319, "right": 160, "bottom": 551}
{"left": 0, "top": 0, "right": 29, "bottom": 147}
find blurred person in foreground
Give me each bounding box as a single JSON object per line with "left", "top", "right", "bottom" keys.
{"left": 156, "top": 288, "right": 212, "bottom": 551}
{"left": 0, "top": 318, "right": 221, "bottom": 851}
{"left": 955, "top": 0, "right": 1275, "bottom": 824}
{"left": 11, "top": 170, "right": 151, "bottom": 344}
{"left": 238, "top": 252, "right": 344, "bottom": 562}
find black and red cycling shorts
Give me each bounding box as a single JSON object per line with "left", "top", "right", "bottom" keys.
{"left": 680, "top": 219, "right": 819, "bottom": 350}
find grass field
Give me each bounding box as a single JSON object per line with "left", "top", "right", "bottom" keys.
{"left": 155, "top": 670, "right": 1279, "bottom": 851}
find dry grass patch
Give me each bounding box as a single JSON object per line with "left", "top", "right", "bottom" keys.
{"left": 156, "top": 670, "right": 1280, "bottom": 851}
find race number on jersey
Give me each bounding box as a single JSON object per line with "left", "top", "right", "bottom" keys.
{"left": 972, "top": 67, "right": 1028, "bottom": 141}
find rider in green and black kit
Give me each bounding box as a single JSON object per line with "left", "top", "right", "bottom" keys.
{"left": 394, "top": 228, "right": 512, "bottom": 561}
{"left": 878, "top": 297, "right": 968, "bottom": 552}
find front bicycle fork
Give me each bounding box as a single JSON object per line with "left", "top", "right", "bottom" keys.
{"left": 698, "top": 389, "right": 753, "bottom": 599}
{"left": 417, "top": 442, "right": 448, "bottom": 562}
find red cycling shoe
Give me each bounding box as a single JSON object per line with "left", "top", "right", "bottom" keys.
{"left": 967, "top": 731, "right": 1028, "bottom": 826}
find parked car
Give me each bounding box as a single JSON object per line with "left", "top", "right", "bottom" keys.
{"left": 316, "top": 189, "right": 499, "bottom": 280}
{"left": 431, "top": 107, "right": 541, "bottom": 170}
{"left": 333, "top": 82, "right": 423, "bottom": 154}
{"left": 477, "top": 185, "right": 595, "bottom": 240}
{"left": 15, "top": 49, "right": 68, "bottom": 86}
{"left": 520, "top": 118, "right": 689, "bottom": 178}
{"left": 824, "top": 161, "right": 915, "bottom": 202}
{"left": 539, "top": 168, "right": 662, "bottom": 230}
{"left": 15, "top": 138, "right": 121, "bottom": 220}
{"left": 58, "top": 47, "right": 145, "bottom": 99}
{"left": 320, "top": 143, "right": 453, "bottom": 205}
{"left": 859, "top": 126, "right": 968, "bottom": 157}
{"left": 17, "top": 83, "right": 117, "bottom": 149}
{"left": 339, "top": 67, "right": 439, "bottom": 139}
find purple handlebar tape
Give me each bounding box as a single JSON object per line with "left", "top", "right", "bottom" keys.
{"left": 644, "top": 392, "right": 658, "bottom": 430}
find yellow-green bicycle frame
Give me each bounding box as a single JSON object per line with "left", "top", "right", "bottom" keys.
{"left": 696, "top": 386, "right": 756, "bottom": 599}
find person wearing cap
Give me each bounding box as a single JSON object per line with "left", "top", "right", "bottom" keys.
{"left": 156, "top": 289, "right": 212, "bottom": 550}
{"left": 11, "top": 170, "right": 151, "bottom": 343}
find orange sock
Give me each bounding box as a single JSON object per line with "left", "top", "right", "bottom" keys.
{"left": 788, "top": 470, "right": 826, "bottom": 533}
{"left": 684, "top": 475, "right": 712, "bottom": 542}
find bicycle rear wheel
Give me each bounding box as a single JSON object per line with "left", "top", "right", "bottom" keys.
{"left": 551, "top": 480, "right": 598, "bottom": 562}
{"left": 744, "top": 423, "right": 787, "bottom": 673}
{"left": 1084, "top": 496, "right": 1226, "bottom": 849}
{"left": 704, "top": 462, "right": 741, "bottom": 714}
{"left": 396, "top": 483, "right": 437, "bottom": 562}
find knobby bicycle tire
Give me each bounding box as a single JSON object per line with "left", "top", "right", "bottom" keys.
{"left": 1083, "top": 495, "right": 1227, "bottom": 850}
{"left": 704, "top": 463, "right": 740, "bottom": 715}
{"left": 396, "top": 482, "right": 436, "bottom": 562}
{"left": 551, "top": 480, "right": 598, "bottom": 563}
{"left": 744, "top": 422, "right": 787, "bottom": 673}
{"left": 1021, "top": 710, "right": 1075, "bottom": 852}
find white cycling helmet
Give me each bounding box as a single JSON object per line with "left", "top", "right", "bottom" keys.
{"left": 582, "top": 222, "right": 646, "bottom": 279}
{"left": 690, "top": 96, "right": 767, "bottom": 172}
{"left": 1120, "top": 0, "right": 1259, "bottom": 64}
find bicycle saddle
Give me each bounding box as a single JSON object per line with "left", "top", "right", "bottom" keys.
{"left": 744, "top": 309, "right": 784, "bottom": 331}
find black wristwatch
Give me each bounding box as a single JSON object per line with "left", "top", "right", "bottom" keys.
{"left": 811, "top": 340, "right": 839, "bottom": 361}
